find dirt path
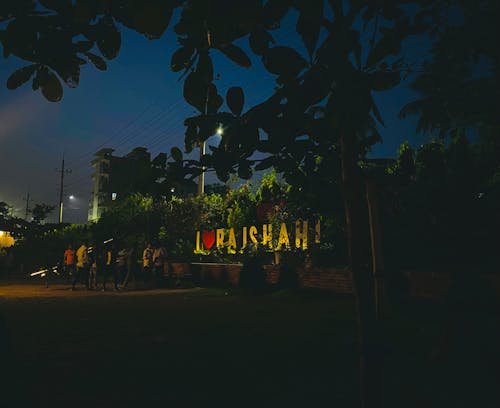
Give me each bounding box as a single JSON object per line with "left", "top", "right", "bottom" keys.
{"left": 0, "top": 282, "right": 201, "bottom": 298}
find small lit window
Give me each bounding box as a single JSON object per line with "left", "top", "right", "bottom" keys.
{"left": 111, "top": 192, "right": 117, "bottom": 201}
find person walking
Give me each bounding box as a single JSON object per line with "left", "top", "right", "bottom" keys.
{"left": 63, "top": 244, "right": 76, "bottom": 282}
{"left": 152, "top": 244, "right": 167, "bottom": 288}
{"left": 101, "top": 243, "right": 119, "bottom": 291}
{"left": 87, "top": 244, "right": 99, "bottom": 290}
{"left": 73, "top": 241, "right": 89, "bottom": 290}
{"left": 142, "top": 243, "right": 154, "bottom": 289}
{"left": 121, "top": 246, "right": 136, "bottom": 290}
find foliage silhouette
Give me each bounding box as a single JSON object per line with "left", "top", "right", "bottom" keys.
{"left": 2, "top": 2, "right": 496, "bottom": 408}
{"left": 30, "top": 203, "right": 55, "bottom": 224}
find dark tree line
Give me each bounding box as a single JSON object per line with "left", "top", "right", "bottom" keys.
{"left": 2, "top": 1, "right": 499, "bottom": 407}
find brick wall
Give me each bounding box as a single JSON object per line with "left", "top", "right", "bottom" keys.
{"left": 187, "top": 263, "right": 500, "bottom": 298}
{"left": 190, "top": 263, "right": 242, "bottom": 286}
{"left": 190, "top": 263, "right": 353, "bottom": 294}
{"left": 299, "top": 266, "right": 353, "bottom": 293}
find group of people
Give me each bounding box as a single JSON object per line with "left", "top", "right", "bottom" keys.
{"left": 63, "top": 241, "right": 168, "bottom": 291}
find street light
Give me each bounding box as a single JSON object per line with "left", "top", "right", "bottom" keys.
{"left": 198, "top": 124, "right": 224, "bottom": 196}
{"left": 69, "top": 195, "right": 75, "bottom": 200}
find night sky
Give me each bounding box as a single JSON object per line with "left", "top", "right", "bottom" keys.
{"left": 0, "top": 9, "right": 423, "bottom": 224}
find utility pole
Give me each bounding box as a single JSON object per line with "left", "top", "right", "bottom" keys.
{"left": 23, "top": 190, "right": 33, "bottom": 220}
{"left": 56, "top": 155, "right": 72, "bottom": 224}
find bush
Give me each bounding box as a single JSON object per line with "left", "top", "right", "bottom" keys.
{"left": 277, "top": 255, "right": 302, "bottom": 290}
{"left": 239, "top": 254, "right": 267, "bottom": 293}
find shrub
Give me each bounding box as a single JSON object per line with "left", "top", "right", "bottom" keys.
{"left": 239, "top": 252, "right": 267, "bottom": 293}
{"left": 277, "top": 251, "right": 303, "bottom": 290}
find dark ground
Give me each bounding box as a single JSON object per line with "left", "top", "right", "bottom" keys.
{"left": 0, "top": 282, "right": 498, "bottom": 407}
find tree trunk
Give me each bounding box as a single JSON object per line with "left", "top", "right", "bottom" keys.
{"left": 340, "top": 131, "right": 382, "bottom": 408}
{"left": 366, "top": 177, "right": 385, "bottom": 320}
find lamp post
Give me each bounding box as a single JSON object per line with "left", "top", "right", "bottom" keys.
{"left": 197, "top": 125, "right": 223, "bottom": 196}
{"left": 197, "top": 140, "right": 206, "bottom": 196}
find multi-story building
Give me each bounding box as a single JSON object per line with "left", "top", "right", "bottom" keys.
{"left": 88, "top": 147, "right": 153, "bottom": 222}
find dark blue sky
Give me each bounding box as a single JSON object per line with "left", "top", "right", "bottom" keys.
{"left": 0, "top": 9, "right": 423, "bottom": 224}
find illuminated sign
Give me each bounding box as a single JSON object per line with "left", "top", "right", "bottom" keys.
{"left": 195, "top": 220, "right": 320, "bottom": 254}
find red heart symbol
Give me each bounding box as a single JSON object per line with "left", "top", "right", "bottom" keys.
{"left": 202, "top": 230, "right": 215, "bottom": 250}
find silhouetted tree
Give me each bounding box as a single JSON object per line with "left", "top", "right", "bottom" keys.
{"left": 3, "top": 2, "right": 488, "bottom": 407}
{"left": 30, "top": 203, "right": 55, "bottom": 224}
{"left": 400, "top": 0, "right": 499, "bottom": 136}
{"left": 0, "top": 202, "right": 10, "bottom": 220}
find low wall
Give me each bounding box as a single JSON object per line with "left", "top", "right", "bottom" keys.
{"left": 188, "top": 263, "right": 500, "bottom": 298}
{"left": 190, "top": 263, "right": 352, "bottom": 293}
{"left": 403, "top": 270, "right": 500, "bottom": 299}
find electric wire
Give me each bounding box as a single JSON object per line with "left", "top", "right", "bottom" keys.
{"left": 65, "top": 21, "right": 300, "bottom": 192}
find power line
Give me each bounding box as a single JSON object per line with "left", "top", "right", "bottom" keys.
{"left": 65, "top": 24, "right": 298, "bottom": 192}
{"left": 68, "top": 100, "right": 188, "bottom": 177}
{"left": 120, "top": 104, "right": 190, "bottom": 152}
{"left": 111, "top": 102, "right": 186, "bottom": 152}
{"left": 69, "top": 99, "right": 160, "bottom": 170}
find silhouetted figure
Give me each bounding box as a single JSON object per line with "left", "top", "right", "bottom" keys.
{"left": 72, "top": 242, "right": 89, "bottom": 290}
{"left": 121, "top": 246, "right": 136, "bottom": 290}
{"left": 63, "top": 243, "right": 76, "bottom": 282}
{"left": 152, "top": 244, "right": 167, "bottom": 288}
{"left": 142, "top": 243, "right": 154, "bottom": 289}
{"left": 101, "top": 244, "right": 119, "bottom": 291}
{"left": 88, "top": 244, "right": 100, "bottom": 290}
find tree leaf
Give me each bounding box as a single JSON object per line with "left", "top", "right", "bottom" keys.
{"left": 249, "top": 30, "right": 274, "bottom": 55}
{"left": 365, "top": 23, "right": 408, "bottom": 68}
{"left": 226, "top": 87, "right": 244, "bottom": 116}
{"left": 32, "top": 70, "right": 40, "bottom": 91}
{"left": 40, "top": 70, "right": 63, "bottom": 102}
{"left": 370, "top": 96, "right": 385, "bottom": 126}
{"left": 238, "top": 162, "right": 252, "bottom": 179}
{"left": 183, "top": 70, "right": 207, "bottom": 113}
{"left": 75, "top": 40, "right": 94, "bottom": 53}
{"left": 295, "top": 0, "right": 323, "bottom": 59}
{"left": 263, "top": 0, "right": 291, "bottom": 27}
{"left": 184, "top": 122, "right": 198, "bottom": 153}
{"left": 219, "top": 44, "right": 251, "bottom": 68}
{"left": 6, "top": 64, "right": 37, "bottom": 90}
{"left": 96, "top": 15, "right": 121, "bottom": 60}
{"left": 171, "top": 46, "right": 194, "bottom": 72}
{"left": 112, "top": 0, "right": 174, "bottom": 39}
{"left": 216, "top": 168, "right": 230, "bottom": 183}
{"left": 197, "top": 50, "right": 213, "bottom": 83}
{"left": 262, "top": 46, "right": 307, "bottom": 78}
{"left": 39, "top": 0, "right": 72, "bottom": 14}
{"left": 206, "top": 83, "right": 223, "bottom": 115}
{"left": 54, "top": 58, "right": 81, "bottom": 88}
{"left": 255, "top": 156, "right": 276, "bottom": 171}
{"left": 86, "top": 52, "right": 107, "bottom": 71}
{"left": 171, "top": 147, "right": 183, "bottom": 162}
{"left": 370, "top": 71, "right": 400, "bottom": 91}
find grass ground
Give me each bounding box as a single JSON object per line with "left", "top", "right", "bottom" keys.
{"left": 0, "top": 284, "right": 359, "bottom": 407}
{"left": 0, "top": 282, "right": 498, "bottom": 407}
